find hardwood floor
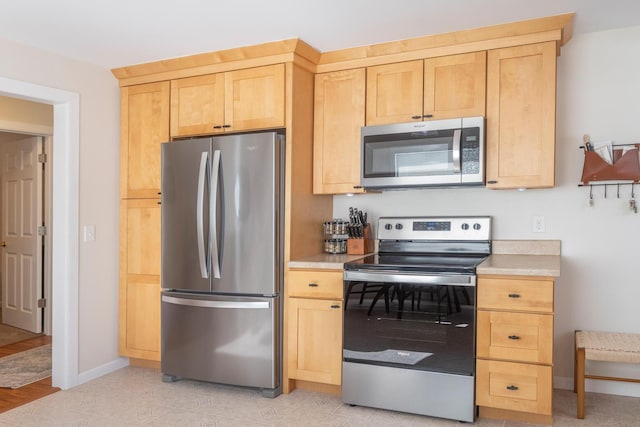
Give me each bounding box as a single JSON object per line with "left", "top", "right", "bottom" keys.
{"left": 0, "top": 335, "right": 58, "bottom": 414}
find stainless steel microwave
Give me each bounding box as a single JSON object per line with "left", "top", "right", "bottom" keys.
{"left": 360, "top": 117, "right": 485, "bottom": 189}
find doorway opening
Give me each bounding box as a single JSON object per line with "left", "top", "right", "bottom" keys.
{"left": 0, "top": 75, "right": 80, "bottom": 390}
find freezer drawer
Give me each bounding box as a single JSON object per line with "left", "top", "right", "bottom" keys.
{"left": 161, "top": 292, "right": 280, "bottom": 391}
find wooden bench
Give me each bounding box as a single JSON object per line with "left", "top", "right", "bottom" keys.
{"left": 574, "top": 330, "right": 640, "bottom": 419}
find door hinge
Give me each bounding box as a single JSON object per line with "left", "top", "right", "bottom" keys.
{"left": 38, "top": 153, "right": 47, "bottom": 163}
{"left": 38, "top": 225, "right": 47, "bottom": 236}
{"left": 37, "top": 298, "right": 46, "bottom": 308}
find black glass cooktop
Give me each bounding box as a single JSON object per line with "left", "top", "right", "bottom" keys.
{"left": 344, "top": 253, "right": 488, "bottom": 274}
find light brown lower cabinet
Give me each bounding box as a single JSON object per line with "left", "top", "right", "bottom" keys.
{"left": 476, "top": 359, "right": 553, "bottom": 415}
{"left": 286, "top": 269, "right": 343, "bottom": 387}
{"left": 476, "top": 275, "right": 555, "bottom": 424}
{"left": 118, "top": 198, "right": 161, "bottom": 361}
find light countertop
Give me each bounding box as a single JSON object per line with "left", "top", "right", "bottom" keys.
{"left": 288, "top": 253, "right": 371, "bottom": 270}
{"left": 288, "top": 240, "right": 561, "bottom": 277}
{"left": 477, "top": 254, "right": 560, "bottom": 277}
{"left": 478, "top": 239, "right": 561, "bottom": 277}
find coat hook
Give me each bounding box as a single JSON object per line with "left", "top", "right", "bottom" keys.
{"left": 589, "top": 185, "right": 594, "bottom": 207}
{"left": 617, "top": 183, "right": 620, "bottom": 198}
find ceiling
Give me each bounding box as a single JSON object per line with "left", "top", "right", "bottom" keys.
{"left": 1, "top": 0, "right": 640, "bottom": 70}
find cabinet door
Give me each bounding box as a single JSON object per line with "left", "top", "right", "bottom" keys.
{"left": 476, "top": 359, "right": 553, "bottom": 415}
{"left": 288, "top": 270, "right": 343, "bottom": 299}
{"left": 170, "top": 74, "right": 225, "bottom": 137}
{"left": 366, "top": 60, "right": 423, "bottom": 125}
{"left": 477, "top": 277, "right": 554, "bottom": 313}
{"left": 288, "top": 297, "right": 343, "bottom": 385}
{"left": 313, "top": 69, "right": 366, "bottom": 194}
{"left": 120, "top": 82, "right": 170, "bottom": 199}
{"left": 486, "top": 42, "right": 557, "bottom": 189}
{"left": 225, "top": 64, "right": 285, "bottom": 132}
{"left": 119, "top": 198, "right": 161, "bottom": 360}
{"left": 424, "top": 52, "right": 486, "bottom": 119}
{"left": 477, "top": 311, "right": 553, "bottom": 364}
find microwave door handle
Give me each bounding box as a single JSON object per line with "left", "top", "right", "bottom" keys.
{"left": 452, "top": 129, "right": 462, "bottom": 173}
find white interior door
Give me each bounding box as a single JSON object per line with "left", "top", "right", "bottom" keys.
{"left": 1, "top": 135, "right": 43, "bottom": 333}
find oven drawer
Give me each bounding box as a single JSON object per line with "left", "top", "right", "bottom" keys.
{"left": 288, "top": 270, "right": 343, "bottom": 299}
{"left": 476, "top": 359, "right": 552, "bottom": 415}
{"left": 477, "top": 277, "right": 553, "bottom": 313}
{"left": 477, "top": 311, "right": 553, "bottom": 364}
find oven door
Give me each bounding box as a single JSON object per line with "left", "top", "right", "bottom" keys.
{"left": 343, "top": 270, "right": 476, "bottom": 376}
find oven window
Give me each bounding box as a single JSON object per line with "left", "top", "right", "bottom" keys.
{"left": 343, "top": 281, "right": 476, "bottom": 376}
{"left": 363, "top": 130, "right": 457, "bottom": 178}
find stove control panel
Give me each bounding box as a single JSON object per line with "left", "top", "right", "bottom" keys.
{"left": 377, "top": 216, "right": 491, "bottom": 241}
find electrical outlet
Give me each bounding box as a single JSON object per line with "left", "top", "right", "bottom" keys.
{"left": 83, "top": 225, "right": 95, "bottom": 242}
{"left": 532, "top": 216, "right": 545, "bottom": 233}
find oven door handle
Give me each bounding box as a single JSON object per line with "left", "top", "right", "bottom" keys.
{"left": 343, "top": 270, "right": 475, "bottom": 286}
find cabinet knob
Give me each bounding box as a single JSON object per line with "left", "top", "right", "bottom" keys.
{"left": 487, "top": 180, "right": 498, "bottom": 184}
{"left": 411, "top": 115, "right": 422, "bottom": 120}
{"left": 330, "top": 304, "right": 340, "bottom": 309}
{"left": 508, "top": 335, "right": 521, "bottom": 340}
{"left": 222, "top": 124, "right": 231, "bottom": 128}
{"left": 213, "top": 125, "right": 223, "bottom": 129}
{"left": 422, "top": 114, "right": 433, "bottom": 119}
{"left": 506, "top": 385, "right": 519, "bottom": 391}
{"left": 308, "top": 283, "right": 319, "bottom": 287}
{"left": 508, "top": 293, "right": 521, "bottom": 299}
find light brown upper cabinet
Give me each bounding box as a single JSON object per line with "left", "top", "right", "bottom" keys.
{"left": 313, "top": 68, "right": 366, "bottom": 195}
{"left": 486, "top": 42, "right": 556, "bottom": 189}
{"left": 120, "top": 81, "right": 170, "bottom": 199}
{"left": 170, "top": 64, "right": 285, "bottom": 137}
{"left": 424, "top": 52, "right": 487, "bottom": 120}
{"left": 366, "top": 52, "right": 486, "bottom": 126}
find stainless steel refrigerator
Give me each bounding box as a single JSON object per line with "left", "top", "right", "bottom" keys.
{"left": 160, "top": 131, "right": 284, "bottom": 397}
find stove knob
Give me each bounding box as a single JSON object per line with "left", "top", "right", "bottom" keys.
{"left": 461, "top": 223, "right": 470, "bottom": 230}
{"left": 384, "top": 223, "right": 393, "bottom": 230}
{"left": 395, "top": 223, "right": 403, "bottom": 230}
{"left": 473, "top": 223, "right": 482, "bottom": 230}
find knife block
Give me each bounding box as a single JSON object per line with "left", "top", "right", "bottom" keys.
{"left": 347, "top": 224, "right": 375, "bottom": 255}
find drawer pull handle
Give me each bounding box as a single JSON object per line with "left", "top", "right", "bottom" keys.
{"left": 506, "top": 385, "right": 519, "bottom": 391}
{"left": 308, "top": 283, "right": 319, "bottom": 287}
{"left": 508, "top": 335, "right": 521, "bottom": 340}
{"left": 330, "top": 304, "right": 340, "bottom": 309}
{"left": 508, "top": 293, "right": 521, "bottom": 298}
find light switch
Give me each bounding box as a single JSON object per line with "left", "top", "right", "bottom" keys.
{"left": 83, "top": 225, "right": 95, "bottom": 242}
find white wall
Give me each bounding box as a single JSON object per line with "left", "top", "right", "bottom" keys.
{"left": 0, "top": 38, "right": 121, "bottom": 377}
{"left": 334, "top": 26, "right": 640, "bottom": 397}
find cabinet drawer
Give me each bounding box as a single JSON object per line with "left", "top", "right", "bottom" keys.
{"left": 476, "top": 359, "right": 552, "bottom": 415}
{"left": 477, "top": 311, "right": 553, "bottom": 364}
{"left": 288, "top": 270, "right": 343, "bottom": 299}
{"left": 477, "top": 277, "right": 553, "bottom": 313}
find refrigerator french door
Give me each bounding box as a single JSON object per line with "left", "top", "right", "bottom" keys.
{"left": 160, "top": 131, "right": 284, "bottom": 397}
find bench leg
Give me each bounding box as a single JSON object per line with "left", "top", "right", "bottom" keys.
{"left": 576, "top": 346, "right": 586, "bottom": 419}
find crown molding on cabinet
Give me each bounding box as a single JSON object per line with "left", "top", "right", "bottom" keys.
{"left": 111, "top": 13, "right": 574, "bottom": 85}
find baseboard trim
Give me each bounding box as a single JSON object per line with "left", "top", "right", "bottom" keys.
{"left": 76, "top": 357, "right": 129, "bottom": 386}
{"left": 554, "top": 375, "right": 640, "bottom": 398}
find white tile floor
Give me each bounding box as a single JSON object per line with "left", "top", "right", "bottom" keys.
{"left": 1, "top": 366, "right": 639, "bottom": 426}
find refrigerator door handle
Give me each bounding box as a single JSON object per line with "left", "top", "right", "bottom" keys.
{"left": 210, "top": 149, "right": 222, "bottom": 279}
{"left": 162, "top": 295, "right": 270, "bottom": 309}
{"left": 196, "top": 151, "right": 209, "bottom": 279}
